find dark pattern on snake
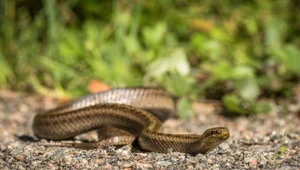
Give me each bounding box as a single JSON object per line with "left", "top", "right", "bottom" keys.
{"left": 33, "top": 87, "right": 230, "bottom": 154}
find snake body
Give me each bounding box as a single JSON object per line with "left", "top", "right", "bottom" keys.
{"left": 33, "top": 87, "right": 230, "bottom": 154}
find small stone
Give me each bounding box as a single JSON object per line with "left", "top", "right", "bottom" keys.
{"left": 121, "top": 150, "right": 129, "bottom": 156}
{"left": 221, "top": 143, "right": 230, "bottom": 150}
{"left": 64, "top": 155, "right": 72, "bottom": 164}
{"left": 0, "top": 144, "right": 7, "bottom": 151}
{"left": 212, "top": 163, "right": 220, "bottom": 169}
{"left": 0, "top": 152, "right": 4, "bottom": 159}
{"left": 103, "top": 164, "right": 113, "bottom": 170}
{"left": 178, "top": 155, "right": 186, "bottom": 162}
{"left": 227, "top": 156, "right": 235, "bottom": 162}
{"left": 170, "top": 156, "right": 178, "bottom": 162}
{"left": 121, "top": 162, "right": 134, "bottom": 168}
{"left": 94, "top": 158, "right": 103, "bottom": 164}
{"left": 120, "top": 154, "right": 131, "bottom": 160}
{"left": 216, "top": 148, "right": 225, "bottom": 155}
{"left": 6, "top": 157, "right": 13, "bottom": 164}
{"left": 31, "top": 161, "right": 38, "bottom": 167}
{"left": 259, "top": 156, "right": 267, "bottom": 165}
{"left": 48, "top": 163, "right": 54, "bottom": 168}
{"left": 15, "top": 154, "right": 25, "bottom": 161}
{"left": 225, "top": 162, "right": 231, "bottom": 167}
{"left": 287, "top": 133, "right": 297, "bottom": 139}
{"left": 244, "top": 157, "right": 252, "bottom": 163}
{"left": 156, "top": 161, "right": 172, "bottom": 166}
{"left": 186, "top": 164, "right": 194, "bottom": 169}
{"left": 138, "top": 153, "right": 147, "bottom": 157}
{"left": 249, "top": 158, "right": 257, "bottom": 167}
{"left": 81, "top": 159, "right": 88, "bottom": 164}
{"left": 136, "top": 162, "right": 153, "bottom": 169}
{"left": 51, "top": 149, "right": 66, "bottom": 159}
{"left": 207, "top": 158, "right": 213, "bottom": 164}
{"left": 17, "top": 165, "right": 26, "bottom": 170}
{"left": 196, "top": 154, "right": 206, "bottom": 162}
{"left": 263, "top": 136, "right": 271, "bottom": 143}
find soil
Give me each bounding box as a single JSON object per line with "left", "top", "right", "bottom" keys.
{"left": 0, "top": 90, "right": 299, "bottom": 170}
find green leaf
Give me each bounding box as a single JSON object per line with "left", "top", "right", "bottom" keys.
{"left": 163, "top": 73, "right": 194, "bottom": 96}
{"left": 209, "top": 28, "right": 231, "bottom": 43}
{"left": 142, "top": 22, "right": 167, "bottom": 48}
{"left": 176, "top": 97, "right": 194, "bottom": 119}
{"left": 205, "top": 61, "right": 233, "bottom": 80}
{"left": 265, "top": 20, "right": 287, "bottom": 50}
{"left": 124, "top": 36, "right": 141, "bottom": 55}
{"left": 252, "top": 102, "right": 271, "bottom": 113}
{"left": 222, "top": 94, "right": 244, "bottom": 114}
{"left": 232, "top": 66, "right": 255, "bottom": 79}
{"left": 147, "top": 48, "right": 190, "bottom": 78}
{"left": 244, "top": 17, "right": 258, "bottom": 35}
{"left": 272, "top": 44, "right": 300, "bottom": 74}
{"left": 0, "top": 53, "right": 12, "bottom": 86}
{"left": 236, "top": 77, "right": 259, "bottom": 102}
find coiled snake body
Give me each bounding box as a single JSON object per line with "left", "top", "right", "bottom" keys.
{"left": 33, "top": 87, "right": 229, "bottom": 155}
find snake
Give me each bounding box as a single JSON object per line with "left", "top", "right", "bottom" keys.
{"left": 32, "top": 87, "right": 230, "bottom": 155}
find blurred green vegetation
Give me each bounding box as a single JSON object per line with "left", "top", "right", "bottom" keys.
{"left": 0, "top": 0, "right": 299, "bottom": 117}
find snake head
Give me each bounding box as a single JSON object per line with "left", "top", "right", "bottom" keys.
{"left": 189, "top": 127, "right": 230, "bottom": 155}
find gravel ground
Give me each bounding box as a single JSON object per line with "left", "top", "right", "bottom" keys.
{"left": 0, "top": 90, "right": 299, "bottom": 170}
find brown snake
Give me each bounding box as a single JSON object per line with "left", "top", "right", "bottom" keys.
{"left": 33, "top": 87, "right": 230, "bottom": 155}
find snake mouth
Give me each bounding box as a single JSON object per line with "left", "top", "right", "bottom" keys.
{"left": 33, "top": 87, "right": 230, "bottom": 154}
{"left": 222, "top": 130, "right": 230, "bottom": 139}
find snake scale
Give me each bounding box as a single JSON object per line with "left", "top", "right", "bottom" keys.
{"left": 33, "top": 87, "right": 230, "bottom": 155}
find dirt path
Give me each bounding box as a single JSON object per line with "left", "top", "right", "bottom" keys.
{"left": 0, "top": 91, "right": 299, "bottom": 169}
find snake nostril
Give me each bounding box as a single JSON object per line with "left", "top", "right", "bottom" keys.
{"left": 33, "top": 87, "right": 230, "bottom": 154}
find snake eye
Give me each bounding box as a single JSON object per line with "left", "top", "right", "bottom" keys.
{"left": 211, "top": 129, "right": 217, "bottom": 135}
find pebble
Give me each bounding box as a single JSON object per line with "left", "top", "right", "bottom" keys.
{"left": 17, "top": 165, "right": 26, "bottom": 170}
{"left": 15, "top": 154, "right": 25, "bottom": 161}
{"left": 1, "top": 93, "right": 300, "bottom": 169}
{"left": 81, "top": 158, "right": 88, "bottom": 164}
{"left": 51, "top": 149, "right": 67, "bottom": 159}
{"left": 207, "top": 158, "right": 213, "bottom": 164}
{"left": 249, "top": 158, "right": 257, "bottom": 167}
{"left": 244, "top": 156, "right": 252, "bottom": 163}
{"left": 156, "top": 161, "right": 172, "bottom": 166}
{"left": 121, "top": 162, "right": 134, "bottom": 168}
{"left": 31, "top": 161, "right": 39, "bottom": 167}
{"left": 93, "top": 158, "right": 103, "bottom": 164}
{"left": 225, "top": 162, "right": 231, "bottom": 167}
{"left": 136, "top": 162, "right": 153, "bottom": 169}
{"left": 103, "top": 164, "right": 113, "bottom": 170}
{"left": 64, "top": 155, "right": 72, "bottom": 164}
{"left": 178, "top": 155, "right": 186, "bottom": 162}
{"left": 186, "top": 165, "right": 194, "bottom": 169}
{"left": 0, "top": 144, "right": 7, "bottom": 151}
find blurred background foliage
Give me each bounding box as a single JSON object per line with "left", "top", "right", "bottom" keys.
{"left": 0, "top": 0, "right": 299, "bottom": 117}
